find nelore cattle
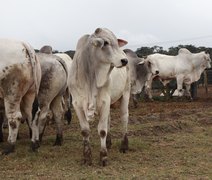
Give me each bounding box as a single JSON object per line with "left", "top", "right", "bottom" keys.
{"left": 55, "top": 53, "right": 73, "bottom": 125}
{"left": 0, "top": 39, "right": 41, "bottom": 154}
{"left": 69, "top": 28, "right": 129, "bottom": 166}
{"left": 31, "top": 52, "right": 70, "bottom": 150}
{"left": 123, "top": 49, "right": 152, "bottom": 107}
{"left": 40, "top": 46, "right": 72, "bottom": 124}
{"left": 146, "top": 48, "right": 211, "bottom": 99}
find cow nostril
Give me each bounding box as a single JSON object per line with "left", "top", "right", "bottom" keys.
{"left": 121, "top": 59, "right": 128, "bottom": 66}
{"left": 156, "top": 70, "right": 159, "bottom": 74}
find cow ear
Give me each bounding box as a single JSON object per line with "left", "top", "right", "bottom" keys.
{"left": 118, "top": 39, "right": 128, "bottom": 47}
{"left": 138, "top": 58, "right": 145, "bottom": 65}
{"left": 91, "top": 38, "right": 104, "bottom": 48}
{"left": 138, "top": 61, "right": 145, "bottom": 65}
{"left": 95, "top": 64, "right": 111, "bottom": 88}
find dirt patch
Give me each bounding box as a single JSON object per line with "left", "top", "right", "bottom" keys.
{"left": 198, "top": 118, "right": 212, "bottom": 126}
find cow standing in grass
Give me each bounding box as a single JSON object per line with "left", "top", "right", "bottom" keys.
{"left": 69, "top": 28, "right": 129, "bottom": 166}
{"left": 146, "top": 48, "right": 212, "bottom": 99}
{"left": 31, "top": 52, "right": 70, "bottom": 149}
{"left": 0, "top": 39, "right": 41, "bottom": 154}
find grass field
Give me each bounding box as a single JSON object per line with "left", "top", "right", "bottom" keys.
{"left": 0, "top": 87, "right": 212, "bottom": 179}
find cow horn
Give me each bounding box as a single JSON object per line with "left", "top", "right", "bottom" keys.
{"left": 92, "top": 38, "right": 104, "bottom": 48}
{"left": 95, "top": 28, "right": 102, "bottom": 34}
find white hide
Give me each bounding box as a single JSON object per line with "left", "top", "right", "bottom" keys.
{"left": 146, "top": 48, "right": 211, "bottom": 98}
{"left": 69, "top": 28, "right": 129, "bottom": 165}
{"left": 0, "top": 39, "right": 41, "bottom": 151}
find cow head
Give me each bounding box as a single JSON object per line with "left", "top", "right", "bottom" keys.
{"left": 204, "top": 51, "right": 211, "bottom": 69}
{"left": 124, "top": 49, "right": 153, "bottom": 95}
{"left": 145, "top": 56, "right": 160, "bottom": 76}
{"left": 90, "top": 28, "right": 128, "bottom": 68}
{"left": 39, "top": 45, "right": 53, "bottom": 54}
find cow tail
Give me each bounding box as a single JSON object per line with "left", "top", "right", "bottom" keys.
{"left": 56, "top": 57, "right": 68, "bottom": 78}
{"left": 22, "top": 42, "right": 40, "bottom": 96}
{"left": 56, "top": 57, "right": 69, "bottom": 91}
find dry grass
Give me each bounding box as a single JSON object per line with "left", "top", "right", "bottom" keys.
{"left": 0, "top": 87, "right": 212, "bottom": 179}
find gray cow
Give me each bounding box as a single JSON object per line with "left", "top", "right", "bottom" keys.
{"left": 124, "top": 49, "right": 152, "bottom": 107}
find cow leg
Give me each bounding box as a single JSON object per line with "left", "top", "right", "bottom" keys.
{"left": 2, "top": 98, "right": 22, "bottom": 155}
{"left": 145, "top": 79, "right": 153, "bottom": 101}
{"left": 21, "top": 90, "right": 36, "bottom": 138}
{"left": 74, "top": 105, "right": 92, "bottom": 165}
{"left": 176, "top": 75, "right": 184, "bottom": 97}
{"left": 37, "top": 105, "right": 49, "bottom": 142}
{"left": 106, "top": 115, "right": 112, "bottom": 149}
{"left": 0, "top": 112, "right": 4, "bottom": 142}
{"left": 132, "top": 94, "right": 138, "bottom": 108}
{"left": 63, "top": 89, "right": 72, "bottom": 125}
{"left": 119, "top": 92, "right": 130, "bottom": 153}
{"left": 21, "top": 90, "right": 40, "bottom": 151}
{"left": 51, "top": 95, "right": 64, "bottom": 146}
{"left": 3, "top": 113, "right": 8, "bottom": 129}
{"left": 185, "top": 84, "right": 192, "bottom": 100}
{"left": 98, "top": 99, "right": 111, "bottom": 166}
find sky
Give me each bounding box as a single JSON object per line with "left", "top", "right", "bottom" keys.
{"left": 0, "top": 0, "right": 212, "bottom": 51}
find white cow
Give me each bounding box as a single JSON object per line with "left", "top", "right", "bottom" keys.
{"left": 31, "top": 52, "right": 69, "bottom": 150}
{"left": 146, "top": 48, "right": 211, "bottom": 99}
{"left": 69, "top": 28, "right": 129, "bottom": 166}
{"left": 55, "top": 53, "right": 73, "bottom": 124}
{"left": 39, "top": 47, "right": 73, "bottom": 124}
{"left": 0, "top": 39, "right": 41, "bottom": 154}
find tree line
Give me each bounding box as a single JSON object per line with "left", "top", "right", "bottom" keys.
{"left": 135, "top": 44, "right": 212, "bottom": 58}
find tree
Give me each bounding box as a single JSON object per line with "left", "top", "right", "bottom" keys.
{"left": 135, "top": 46, "right": 154, "bottom": 57}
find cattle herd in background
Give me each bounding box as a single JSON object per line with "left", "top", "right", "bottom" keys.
{"left": 0, "top": 28, "right": 211, "bottom": 166}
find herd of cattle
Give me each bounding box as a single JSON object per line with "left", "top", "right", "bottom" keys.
{"left": 0, "top": 28, "right": 211, "bottom": 166}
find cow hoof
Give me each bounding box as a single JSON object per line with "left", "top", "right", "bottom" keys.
{"left": 83, "top": 157, "right": 92, "bottom": 166}
{"left": 53, "top": 134, "right": 63, "bottom": 146}
{"left": 106, "top": 134, "right": 112, "bottom": 149}
{"left": 119, "top": 135, "right": 129, "bottom": 153}
{"left": 31, "top": 141, "right": 40, "bottom": 152}
{"left": 2, "top": 144, "right": 15, "bottom": 155}
{"left": 100, "top": 149, "right": 108, "bottom": 166}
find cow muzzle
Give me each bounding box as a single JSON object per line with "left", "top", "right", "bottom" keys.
{"left": 121, "top": 58, "right": 128, "bottom": 66}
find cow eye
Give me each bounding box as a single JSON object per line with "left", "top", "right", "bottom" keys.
{"left": 104, "top": 41, "right": 109, "bottom": 46}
